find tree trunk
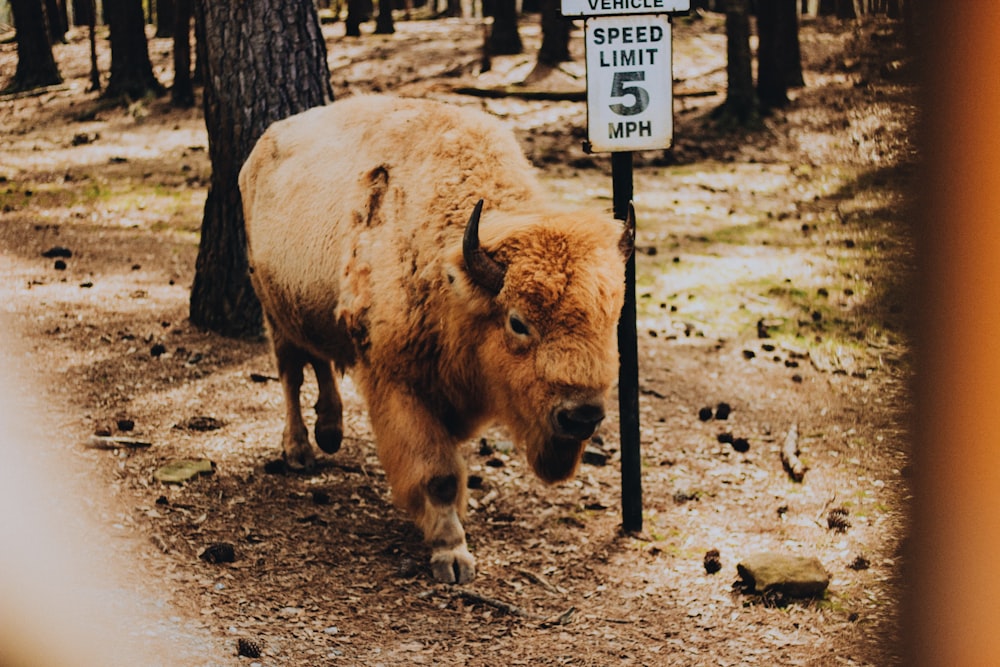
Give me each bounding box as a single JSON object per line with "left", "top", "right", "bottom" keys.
{"left": 537, "top": 0, "right": 571, "bottom": 66}
{"left": 757, "top": 0, "right": 800, "bottom": 110}
{"left": 489, "top": 0, "right": 522, "bottom": 56}
{"left": 44, "top": 0, "right": 67, "bottom": 42}
{"left": 171, "top": 0, "right": 193, "bottom": 107}
{"left": 104, "top": 0, "right": 165, "bottom": 99}
{"left": 87, "top": 0, "right": 100, "bottom": 91}
{"left": 190, "top": 0, "right": 333, "bottom": 338}
{"left": 374, "top": 0, "right": 394, "bottom": 34}
{"left": 72, "top": 0, "right": 94, "bottom": 26}
{"left": 157, "top": 0, "right": 175, "bottom": 38}
{"left": 5, "top": 0, "right": 63, "bottom": 93}
{"left": 717, "top": 0, "right": 757, "bottom": 123}
{"left": 345, "top": 0, "right": 370, "bottom": 36}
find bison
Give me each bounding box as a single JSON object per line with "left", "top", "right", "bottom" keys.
{"left": 240, "top": 95, "right": 633, "bottom": 583}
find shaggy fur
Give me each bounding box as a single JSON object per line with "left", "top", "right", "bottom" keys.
{"left": 240, "top": 95, "right": 628, "bottom": 583}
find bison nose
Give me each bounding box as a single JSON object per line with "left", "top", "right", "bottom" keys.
{"left": 554, "top": 403, "right": 605, "bottom": 440}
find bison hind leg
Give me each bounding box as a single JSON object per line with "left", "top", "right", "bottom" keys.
{"left": 273, "top": 337, "right": 316, "bottom": 470}
{"left": 311, "top": 358, "right": 344, "bottom": 454}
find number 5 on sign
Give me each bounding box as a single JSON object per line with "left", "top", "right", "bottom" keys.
{"left": 585, "top": 14, "right": 672, "bottom": 153}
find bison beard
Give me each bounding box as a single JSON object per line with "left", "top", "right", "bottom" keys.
{"left": 240, "top": 95, "right": 630, "bottom": 584}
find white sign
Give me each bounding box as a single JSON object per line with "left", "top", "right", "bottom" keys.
{"left": 585, "top": 15, "right": 672, "bottom": 153}
{"left": 562, "top": 0, "right": 687, "bottom": 17}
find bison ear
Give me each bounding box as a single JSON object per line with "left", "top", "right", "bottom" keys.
{"left": 618, "top": 201, "right": 636, "bottom": 261}
{"left": 463, "top": 199, "right": 507, "bottom": 296}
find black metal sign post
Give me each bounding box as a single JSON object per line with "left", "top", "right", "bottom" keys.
{"left": 563, "top": 0, "right": 688, "bottom": 535}
{"left": 613, "top": 151, "right": 642, "bottom": 533}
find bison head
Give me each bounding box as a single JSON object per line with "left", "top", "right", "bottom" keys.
{"left": 456, "top": 200, "right": 633, "bottom": 483}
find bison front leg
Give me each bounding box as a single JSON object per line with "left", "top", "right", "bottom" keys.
{"left": 370, "top": 388, "right": 475, "bottom": 584}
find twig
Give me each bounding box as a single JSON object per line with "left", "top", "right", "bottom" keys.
{"left": 516, "top": 567, "right": 563, "bottom": 594}
{"left": 780, "top": 423, "right": 807, "bottom": 482}
{"left": 86, "top": 435, "right": 153, "bottom": 449}
{"left": 455, "top": 589, "right": 533, "bottom": 617}
{"left": 419, "top": 586, "right": 575, "bottom": 626}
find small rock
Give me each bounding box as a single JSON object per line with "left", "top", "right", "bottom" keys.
{"left": 742, "top": 349, "right": 756, "bottom": 360}
{"left": 698, "top": 406, "right": 713, "bottom": 421}
{"left": 54, "top": 259, "right": 67, "bottom": 271}
{"left": 311, "top": 490, "right": 331, "bottom": 505}
{"left": 704, "top": 549, "right": 722, "bottom": 574}
{"left": 485, "top": 457, "right": 505, "bottom": 468}
{"left": 117, "top": 418, "right": 135, "bottom": 432}
{"left": 150, "top": 343, "right": 166, "bottom": 357}
{"left": 466, "top": 474, "right": 484, "bottom": 489}
{"left": 736, "top": 552, "right": 830, "bottom": 598}
{"left": 714, "top": 402, "right": 732, "bottom": 420}
{"left": 199, "top": 542, "right": 236, "bottom": 564}
{"left": 153, "top": 458, "right": 215, "bottom": 484}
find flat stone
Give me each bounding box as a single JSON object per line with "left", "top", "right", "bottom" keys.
{"left": 737, "top": 551, "right": 830, "bottom": 598}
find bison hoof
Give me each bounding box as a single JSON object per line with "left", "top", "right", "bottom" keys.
{"left": 315, "top": 424, "right": 343, "bottom": 454}
{"left": 430, "top": 545, "right": 476, "bottom": 584}
{"left": 282, "top": 445, "right": 316, "bottom": 471}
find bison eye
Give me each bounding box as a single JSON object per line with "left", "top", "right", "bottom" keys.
{"left": 508, "top": 314, "right": 530, "bottom": 336}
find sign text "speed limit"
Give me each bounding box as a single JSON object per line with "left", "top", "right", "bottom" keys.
{"left": 585, "top": 14, "right": 672, "bottom": 152}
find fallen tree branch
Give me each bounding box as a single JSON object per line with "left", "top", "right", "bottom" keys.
{"left": 780, "top": 423, "right": 807, "bottom": 482}
{"left": 452, "top": 85, "right": 586, "bottom": 102}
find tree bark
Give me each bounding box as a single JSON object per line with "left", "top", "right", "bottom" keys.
{"left": 44, "top": 0, "right": 67, "bottom": 42}
{"left": 157, "top": 0, "right": 176, "bottom": 38}
{"left": 5, "top": 0, "right": 63, "bottom": 93}
{"left": 374, "top": 0, "right": 395, "bottom": 34}
{"left": 104, "top": 0, "right": 165, "bottom": 99}
{"left": 190, "top": 0, "right": 333, "bottom": 338}
{"left": 717, "top": 0, "right": 757, "bottom": 123}
{"left": 537, "top": 0, "right": 571, "bottom": 66}
{"left": 345, "top": 0, "right": 371, "bottom": 36}
{"left": 87, "top": 0, "right": 100, "bottom": 91}
{"left": 489, "top": 0, "right": 522, "bottom": 56}
{"left": 171, "top": 0, "right": 194, "bottom": 107}
{"left": 757, "top": 0, "right": 800, "bottom": 110}
{"left": 72, "top": 0, "right": 94, "bottom": 26}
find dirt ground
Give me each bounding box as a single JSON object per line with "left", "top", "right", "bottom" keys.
{"left": 0, "top": 11, "right": 915, "bottom": 666}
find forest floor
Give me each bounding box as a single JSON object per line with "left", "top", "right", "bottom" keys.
{"left": 0, "top": 11, "right": 916, "bottom": 667}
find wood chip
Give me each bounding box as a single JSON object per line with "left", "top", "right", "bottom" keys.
{"left": 780, "top": 423, "right": 807, "bottom": 482}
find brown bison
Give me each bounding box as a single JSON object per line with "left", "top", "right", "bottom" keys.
{"left": 240, "top": 95, "right": 632, "bottom": 583}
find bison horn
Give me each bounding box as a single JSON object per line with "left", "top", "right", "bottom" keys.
{"left": 463, "top": 199, "right": 506, "bottom": 295}
{"left": 618, "top": 201, "right": 636, "bottom": 260}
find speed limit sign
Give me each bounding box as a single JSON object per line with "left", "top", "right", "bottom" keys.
{"left": 585, "top": 14, "right": 672, "bottom": 152}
